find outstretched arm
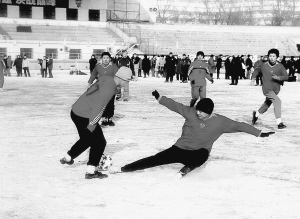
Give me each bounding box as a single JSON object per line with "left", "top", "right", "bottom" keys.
{"left": 223, "top": 117, "right": 274, "bottom": 137}
{"left": 152, "top": 90, "right": 190, "bottom": 118}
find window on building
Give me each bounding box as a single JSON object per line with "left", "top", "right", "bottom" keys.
{"left": 20, "top": 48, "right": 33, "bottom": 59}
{"left": 19, "top": 5, "right": 32, "bottom": 19}
{"left": 44, "top": 7, "right": 55, "bottom": 19}
{"left": 0, "top": 48, "right": 7, "bottom": 57}
{"left": 89, "top": 10, "right": 100, "bottom": 21}
{"left": 93, "top": 49, "right": 105, "bottom": 58}
{"left": 45, "top": 48, "right": 58, "bottom": 59}
{"left": 69, "top": 49, "right": 81, "bottom": 59}
{"left": 67, "top": 8, "right": 78, "bottom": 20}
{"left": 0, "top": 4, "right": 7, "bottom": 17}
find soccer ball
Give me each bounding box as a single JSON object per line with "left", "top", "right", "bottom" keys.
{"left": 97, "top": 154, "right": 113, "bottom": 171}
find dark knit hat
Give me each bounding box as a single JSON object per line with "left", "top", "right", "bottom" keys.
{"left": 196, "top": 98, "right": 214, "bottom": 115}
{"left": 196, "top": 51, "right": 204, "bottom": 57}
{"left": 101, "top": 52, "right": 111, "bottom": 58}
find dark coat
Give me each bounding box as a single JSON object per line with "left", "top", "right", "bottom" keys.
{"left": 142, "top": 58, "right": 151, "bottom": 72}
{"left": 14, "top": 58, "right": 23, "bottom": 69}
{"left": 89, "top": 58, "right": 97, "bottom": 71}
{"left": 216, "top": 57, "right": 222, "bottom": 68}
{"left": 165, "top": 56, "right": 177, "bottom": 70}
{"left": 246, "top": 58, "right": 253, "bottom": 70}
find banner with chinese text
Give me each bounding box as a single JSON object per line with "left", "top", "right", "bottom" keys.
{"left": 0, "top": 0, "right": 69, "bottom": 8}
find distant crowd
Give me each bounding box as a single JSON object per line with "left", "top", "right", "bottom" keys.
{"left": 95, "top": 52, "right": 300, "bottom": 84}
{"left": 0, "top": 54, "right": 54, "bottom": 78}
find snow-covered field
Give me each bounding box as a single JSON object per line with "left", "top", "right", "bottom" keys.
{"left": 1, "top": 71, "right": 299, "bottom": 219}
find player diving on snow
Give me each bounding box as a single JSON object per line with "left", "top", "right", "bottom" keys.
{"left": 110, "top": 90, "right": 275, "bottom": 178}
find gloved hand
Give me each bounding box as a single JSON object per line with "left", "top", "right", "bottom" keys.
{"left": 260, "top": 132, "right": 275, "bottom": 137}
{"left": 152, "top": 90, "right": 160, "bottom": 100}
{"left": 191, "top": 80, "right": 195, "bottom": 85}
{"left": 210, "top": 79, "right": 214, "bottom": 84}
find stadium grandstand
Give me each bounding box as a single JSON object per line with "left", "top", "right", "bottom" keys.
{"left": 0, "top": 0, "right": 300, "bottom": 71}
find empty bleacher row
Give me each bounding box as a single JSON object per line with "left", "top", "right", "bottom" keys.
{"left": 123, "top": 23, "right": 300, "bottom": 56}
{"left": 0, "top": 23, "right": 123, "bottom": 44}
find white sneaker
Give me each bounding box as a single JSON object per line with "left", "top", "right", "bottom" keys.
{"left": 109, "top": 166, "right": 122, "bottom": 174}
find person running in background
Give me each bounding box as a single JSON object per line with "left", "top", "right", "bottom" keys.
{"left": 88, "top": 52, "right": 119, "bottom": 126}
{"left": 251, "top": 48, "right": 289, "bottom": 129}
{"left": 109, "top": 90, "right": 274, "bottom": 178}
{"left": 188, "top": 51, "right": 214, "bottom": 107}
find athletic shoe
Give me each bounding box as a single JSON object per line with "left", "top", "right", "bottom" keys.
{"left": 85, "top": 171, "right": 108, "bottom": 179}
{"left": 278, "top": 123, "right": 287, "bottom": 129}
{"left": 60, "top": 157, "right": 74, "bottom": 165}
{"left": 107, "top": 121, "right": 115, "bottom": 126}
{"left": 109, "top": 166, "right": 122, "bottom": 174}
{"left": 252, "top": 111, "right": 258, "bottom": 125}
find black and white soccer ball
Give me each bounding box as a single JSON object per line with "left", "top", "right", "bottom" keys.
{"left": 97, "top": 154, "right": 113, "bottom": 171}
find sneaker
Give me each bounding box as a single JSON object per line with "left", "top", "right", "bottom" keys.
{"left": 252, "top": 111, "right": 258, "bottom": 125}
{"left": 278, "top": 123, "right": 287, "bottom": 129}
{"left": 107, "top": 120, "right": 115, "bottom": 126}
{"left": 85, "top": 171, "right": 108, "bottom": 179}
{"left": 109, "top": 166, "right": 122, "bottom": 174}
{"left": 60, "top": 157, "right": 74, "bottom": 165}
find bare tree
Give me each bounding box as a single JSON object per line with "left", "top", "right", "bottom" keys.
{"left": 156, "top": 0, "right": 172, "bottom": 23}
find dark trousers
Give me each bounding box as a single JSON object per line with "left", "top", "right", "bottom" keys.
{"left": 68, "top": 111, "right": 106, "bottom": 167}
{"left": 122, "top": 145, "right": 209, "bottom": 172}
{"left": 23, "top": 67, "right": 30, "bottom": 77}
{"left": 138, "top": 69, "right": 142, "bottom": 77}
{"left": 256, "top": 73, "right": 263, "bottom": 85}
{"left": 166, "top": 69, "right": 174, "bottom": 82}
{"left": 231, "top": 75, "right": 239, "bottom": 85}
{"left": 182, "top": 71, "right": 188, "bottom": 82}
{"left": 102, "top": 95, "right": 115, "bottom": 120}
{"left": 41, "top": 68, "right": 47, "bottom": 77}
{"left": 48, "top": 69, "right": 53, "bottom": 78}
{"left": 143, "top": 70, "right": 149, "bottom": 78}
{"left": 16, "top": 67, "right": 22, "bottom": 76}
{"left": 217, "top": 67, "right": 221, "bottom": 78}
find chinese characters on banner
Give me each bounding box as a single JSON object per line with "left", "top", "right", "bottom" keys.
{"left": 0, "top": 0, "right": 68, "bottom": 7}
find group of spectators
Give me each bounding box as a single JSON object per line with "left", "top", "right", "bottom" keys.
{"left": 106, "top": 52, "right": 193, "bottom": 83}
{"left": 103, "top": 52, "right": 300, "bottom": 85}
{"left": 0, "top": 54, "right": 31, "bottom": 77}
